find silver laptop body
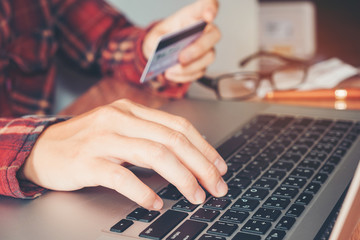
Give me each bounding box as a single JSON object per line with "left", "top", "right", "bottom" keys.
{"left": 0, "top": 99, "right": 359, "bottom": 240}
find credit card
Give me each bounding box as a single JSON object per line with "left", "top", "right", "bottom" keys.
{"left": 140, "top": 20, "right": 207, "bottom": 83}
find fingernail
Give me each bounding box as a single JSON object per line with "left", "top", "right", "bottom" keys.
{"left": 214, "top": 157, "right": 228, "bottom": 175}
{"left": 194, "top": 187, "right": 205, "bottom": 204}
{"left": 217, "top": 178, "right": 228, "bottom": 196}
{"left": 153, "top": 198, "right": 163, "bottom": 210}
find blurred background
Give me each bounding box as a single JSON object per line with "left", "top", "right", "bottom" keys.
{"left": 54, "top": 0, "right": 360, "bottom": 112}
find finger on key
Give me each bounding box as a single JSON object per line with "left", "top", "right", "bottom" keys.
{"left": 94, "top": 134, "right": 207, "bottom": 205}
{"left": 93, "top": 159, "right": 163, "bottom": 210}
{"left": 112, "top": 100, "right": 228, "bottom": 176}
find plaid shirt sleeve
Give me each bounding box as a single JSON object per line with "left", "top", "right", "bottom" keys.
{"left": 0, "top": 117, "right": 66, "bottom": 199}
{"left": 53, "top": 0, "right": 189, "bottom": 99}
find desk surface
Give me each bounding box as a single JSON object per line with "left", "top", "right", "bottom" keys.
{"left": 60, "top": 76, "right": 360, "bottom": 239}
{"left": 60, "top": 76, "right": 360, "bottom": 116}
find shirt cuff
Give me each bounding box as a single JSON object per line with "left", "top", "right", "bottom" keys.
{"left": 3, "top": 116, "right": 68, "bottom": 199}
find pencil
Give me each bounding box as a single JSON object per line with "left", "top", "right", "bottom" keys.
{"left": 265, "top": 88, "right": 360, "bottom": 100}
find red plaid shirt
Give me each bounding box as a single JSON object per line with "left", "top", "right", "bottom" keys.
{"left": 0, "top": 0, "right": 189, "bottom": 199}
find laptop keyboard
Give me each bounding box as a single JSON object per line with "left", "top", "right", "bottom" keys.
{"left": 110, "top": 114, "right": 360, "bottom": 240}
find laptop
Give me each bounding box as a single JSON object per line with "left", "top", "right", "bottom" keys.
{"left": 0, "top": 99, "right": 359, "bottom": 240}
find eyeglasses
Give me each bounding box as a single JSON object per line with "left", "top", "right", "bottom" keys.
{"left": 198, "top": 51, "right": 311, "bottom": 100}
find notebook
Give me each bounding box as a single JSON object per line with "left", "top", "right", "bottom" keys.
{"left": 0, "top": 99, "right": 359, "bottom": 240}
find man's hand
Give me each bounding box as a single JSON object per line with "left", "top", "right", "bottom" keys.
{"left": 20, "top": 100, "right": 227, "bottom": 210}
{"left": 143, "top": 0, "right": 221, "bottom": 83}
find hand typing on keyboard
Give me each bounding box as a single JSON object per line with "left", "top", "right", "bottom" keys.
{"left": 18, "top": 99, "right": 228, "bottom": 210}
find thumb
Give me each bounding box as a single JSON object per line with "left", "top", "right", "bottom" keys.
{"left": 190, "top": 0, "right": 219, "bottom": 22}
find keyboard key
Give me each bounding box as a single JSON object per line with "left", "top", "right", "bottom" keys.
{"left": 228, "top": 177, "right": 251, "bottom": 189}
{"left": 166, "top": 220, "right": 207, "bottom": 240}
{"left": 333, "top": 147, "right": 347, "bottom": 157}
{"left": 320, "top": 136, "right": 339, "bottom": 146}
{"left": 223, "top": 186, "right": 242, "bottom": 199}
{"left": 339, "top": 140, "right": 353, "bottom": 150}
{"left": 158, "top": 185, "right": 182, "bottom": 200}
{"left": 282, "top": 176, "right": 307, "bottom": 188}
{"left": 226, "top": 162, "right": 243, "bottom": 172}
{"left": 246, "top": 159, "right": 270, "bottom": 171}
{"left": 172, "top": 199, "right": 199, "bottom": 212}
{"left": 127, "top": 207, "right": 148, "bottom": 221}
{"left": 298, "top": 159, "right": 321, "bottom": 171}
{"left": 253, "top": 178, "right": 278, "bottom": 190}
{"left": 314, "top": 119, "right": 333, "bottom": 127}
{"left": 296, "top": 193, "right": 313, "bottom": 205}
{"left": 239, "top": 145, "right": 261, "bottom": 156}
{"left": 110, "top": 219, "right": 133, "bottom": 233}
{"left": 314, "top": 143, "right": 334, "bottom": 153}
{"left": 320, "top": 164, "right": 335, "bottom": 174}
{"left": 280, "top": 152, "right": 301, "bottom": 163}
{"left": 139, "top": 211, "right": 160, "bottom": 223}
{"left": 305, "top": 182, "right": 321, "bottom": 194}
{"left": 309, "top": 125, "right": 326, "bottom": 135}
{"left": 253, "top": 208, "right": 281, "bottom": 222}
{"left": 293, "top": 117, "right": 313, "bottom": 127}
{"left": 232, "top": 198, "right": 260, "bottom": 212}
{"left": 291, "top": 168, "right": 314, "bottom": 178}
{"left": 233, "top": 232, "right": 261, "bottom": 240}
{"left": 237, "top": 169, "right": 260, "bottom": 180}
{"left": 207, "top": 221, "right": 238, "bottom": 237}
{"left": 346, "top": 133, "right": 358, "bottom": 142}
{"left": 252, "top": 138, "right": 268, "bottom": 148}
{"left": 275, "top": 216, "right": 296, "bottom": 230}
{"left": 273, "top": 186, "right": 299, "bottom": 199}
{"left": 263, "top": 145, "right": 285, "bottom": 156}
{"left": 274, "top": 138, "right": 292, "bottom": 148}
{"left": 263, "top": 196, "right": 290, "bottom": 210}
{"left": 220, "top": 209, "right": 249, "bottom": 224}
{"left": 230, "top": 153, "right": 252, "bottom": 164}
{"left": 326, "top": 131, "right": 344, "bottom": 139}
{"left": 216, "top": 135, "right": 246, "bottom": 160}
{"left": 271, "top": 116, "right": 294, "bottom": 128}
{"left": 243, "top": 188, "right": 269, "bottom": 200}
{"left": 242, "top": 219, "right": 272, "bottom": 235}
{"left": 265, "top": 229, "right": 286, "bottom": 240}
{"left": 191, "top": 208, "right": 220, "bottom": 222}
{"left": 199, "top": 234, "right": 226, "bottom": 240}
{"left": 127, "top": 208, "right": 160, "bottom": 222}
{"left": 306, "top": 151, "right": 327, "bottom": 162}
{"left": 204, "top": 197, "right": 231, "bottom": 210}
{"left": 286, "top": 204, "right": 305, "bottom": 217}
{"left": 256, "top": 152, "right": 277, "bottom": 162}
{"left": 272, "top": 161, "right": 293, "bottom": 171}
{"left": 295, "top": 138, "right": 314, "bottom": 148}
{"left": 288, "top": 145, "right": 308, "bottom": 155}
{"left": 328, "top": 155, "right": 341, "bottom": 165}
{"left": 222, "top": 171, "right": 233, "bottom": 182}
{"left": 313, "top": 173, "right": 328, "bottom": 184}
{"left": 263, "top": 169, "right": 286, "bottom": 181}
{"left": 139, "top": 210, "right": 188, "bottom": 240}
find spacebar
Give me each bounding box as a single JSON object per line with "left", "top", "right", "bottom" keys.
{"left": 139, "top": 210, "right": 188, "bottom": 240}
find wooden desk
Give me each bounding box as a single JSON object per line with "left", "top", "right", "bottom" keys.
{"left": 60, "top": 76, "right": 360, "bottom": 239}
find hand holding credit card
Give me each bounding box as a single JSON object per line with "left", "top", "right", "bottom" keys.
{"left": 140, "top": 20, "right": 207, "bottom": 83}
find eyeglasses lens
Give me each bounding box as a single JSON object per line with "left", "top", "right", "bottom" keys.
{"left": 218, "top": 75, "right": 257, "bottom": 99}
{"left": 272, "top": 66, "right": 306, "bottom": 90}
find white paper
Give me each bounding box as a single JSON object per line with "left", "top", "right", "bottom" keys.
{"left": 257, "top": 58, "right": 359, "bottom": 97}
